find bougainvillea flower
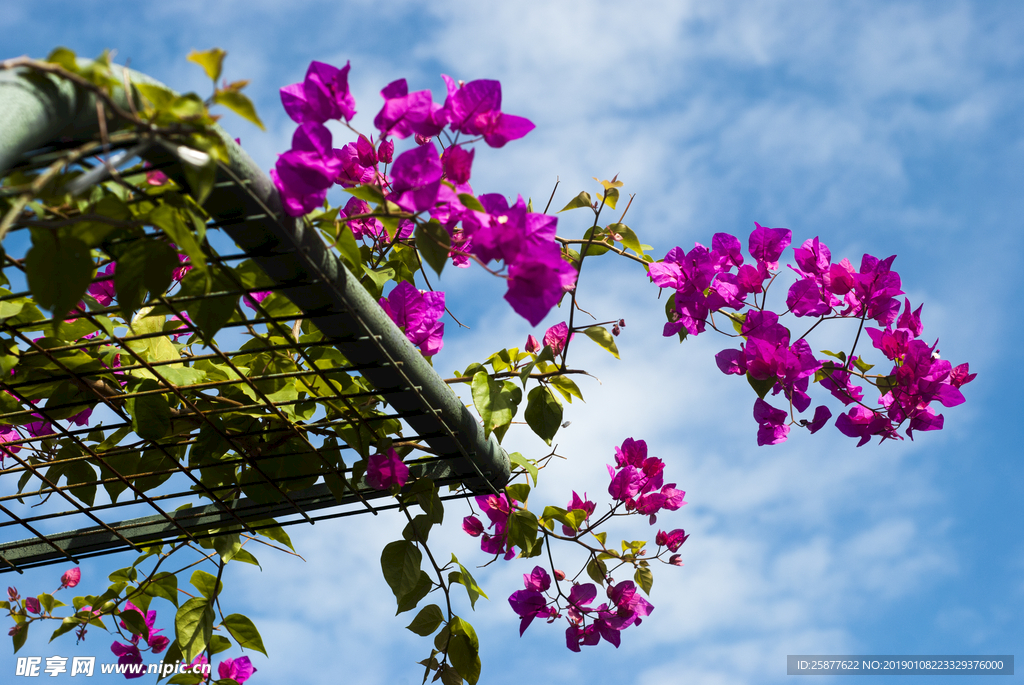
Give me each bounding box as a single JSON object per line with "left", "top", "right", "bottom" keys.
{"left": 60, "top": 567, "right": 81, "bottom": 589}
{"left": 463, "top": 193, "right": 528, "bottom": 264}
{"left": 711, "top": 232, "right": 744, "bottom": 270}
{"left": 805, "top": 405, "right": 832, "bottom": 433}
{"left": 753, "top": 398, "right": 790, "bottom": 446}
{"left": 896, "top": 298, "right": 924, "bottom": 337}
{"left": 608, "top": 466, "right": 641, "bottom": 501}
{"left": 505, "top": 245, "right": 577, "bottom": 326}
{"left": 442, "top": 144, "right": 475, "bottom": 184}
{"left": 24, "top": 597, "right": 40, "bottom": 614}
{"left": 562, "top": 491, "right": 596, "bottom": 535}
{"left": 377, "top": 138, "right": 394, "bottom": 163}
{"left": 218, "top": 657, "right": 257, "bottom": 684}
{"left": 118, "top": 601, "right": 169, "bottom": 653}
{"left": 836, "top": 406, "right": 891, "bottom": 446}
{"left": 509, "top": 588, "right": 549, "bottom": 635}
{"left": 524, "top": 334, "right": 541, "bottom": 354}
{"left": 441, "top": 77, "right": 535, "bottom": 147}
{"left": 374, "top": 79, "right": 444, "bottom": 139}
{"left": 748, "top": 223, "right": 792, "bottom": 270}
{"left": 614, "top": 438, "right": 647, "bottom": 468}
{"left": 110, "top": 641, "right": 145, "bottom": 678}
{"left": 656, "top": 529, "right": 690, "bottom": 552}
{"left": 0, "top": 424, "right": 20, "bottom": 466}
{"left": 949, "top": 363, "right": 977, "bottom": 388}
{"left": 786, "top": 277, "right": 832, "bottom": 317}
{"left": 242, "top": 290, "right": 271, "bottom": 311}
{"left": 462, "top": 515, "right": 484, "bottom": 537}
{"left": 542, "top": 321, "right": 571, "bottom": 356}
{"left": 88, "top": 263, "right": 117, "bottom": 307}
{"left": 389, "top": 143, "right": 443, "bottom": 213}
{"left": 523, "top": 566, "right": 551, "bottom": 592}
{"left": 365, "top": 448, "right": 409, "bottom": 490}
{"left": 280, "top": 60, "right": 356, "bottom": 124}
{"left": 379, "top": 281, "right": 445, "bottom": 357}
{"left": 793, "top": 236, "right": 832, "bottom": 277}
{"left": 272, "top": 122, "right": 343, "bottom": 216}
{"left": 340, "top": 196, "right": 382, "bottom": 239}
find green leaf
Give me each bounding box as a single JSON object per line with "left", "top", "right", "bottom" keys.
{"left": 586, "top": 557, "right": 607, "bottom": 585}
{"left": 50, "top": 616, "right": 82, "bottom": 642}
{"left": 746, "top": 372, "right": 776, "bottom": 399}
{"left": 548, "top": 374, "right": 583, "bottom": 403}
{"left": 148, "top": 205, "right": 204, "bottom": 270}
{"left": 333, "top": 223, "right": 362, "bottom": 274}
{"left": 853, "top": 357, "right": 874, "bottom": 373}
{"left": 609, "top": 223, "right": 644, "bottom": 255}
{"left": 190, "top": 570, "right": 223, "bottom": 599}
{"left": 580, "top": 226, "right": 611, "bottom": 256}
{"left": 558, "top": 191, "right": 593, "bottom": 213}
{"left": 504, "top": 483, "right": 530, "bottom": 504}
{"left": 213, "top": 90, "right": 265, "bottom": 131}
{"left": 403, "top": 514, "right": 433, "bottom": 544}
{"left": 361, "top": 265, "right": 395, "bottom": 299}
{"left": 597, "top": 187, "right": 619, "bottom": 209}
{"left": 179, "top": 269, "right": 237, "bottom": 345}
{"left": 415, "top": 220, "right": 451, "bottom": 276}
{"left": 46, "top": 47, "right": 78, "bottom": 72}
{"left": 820, "top": 349, "right": 846, "bottom": 362}
{"left": 524, "top": 386, "right": 562, "bottom": 445}
{"left": 187, "top": 48, "right": 226, "bottom": 82}
{"left": 114, "top": 239, "right": 178, "bottom": 320}
{"left": 221, "top": 613, "right": 268, "bottom": 656}
{"left": 471, "top": 371, "right": 516, "bottom": 439}
{"left": 508, "top": 452, "right": 538, "bottom": 486}
{"left": 345, "top": 184, "right": 386, "bottom": 204}
{"left": 119, "top": 605, "right": 150, "bottom": 641}
{"left": 253, "top": 520, "right": 295, "bottom": 551}
{"left": 635, "top": 567, "right": 654, "bottom": 595}
{"left": 449, "top": 555, "right": 488, "bottom": 610}
{"left": 178, "top": 154, "right": 218, "bottom": 206}
{"left": 12, "top": 620, "right": 28, "bottom": 653}
{"left": 142, "top": 572, "right": 178, "bottom": 608}
{"left": 175, "top": 597, "right": 214, "bottom": 663}
{"left": 25, "top": 230, "right": 93, "bottom": 322}
{"left": 396, "top": 571, "right": 432, "bottom": 615}
{"left": 447, "top": 617, "right": 481, "bottom": 685}
{"left": 406, "top": 604, "right": 444, "bottom": 637}
{"left": 457, "top": 193, "right": 485, "bottom": 212}
{"left": 583, "top": 325, "right": 620, "bottom": 359}
{"left": 125, "top": 379, "right": 171, "bottom": 441}
{"left": 136, "top": 82, "right": 176, "bottom": 110}
{"left": 381, "top": 540, "right": 424, "bottom": 608}
{"left": 212, "top": 534, "right": 242, "bottom": 563}
{"left": 507, "top": 509, "right": 539, "bottom": 557}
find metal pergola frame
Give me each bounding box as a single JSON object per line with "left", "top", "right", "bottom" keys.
{"left": 0, "top": 62, "right": 509, "bottom": 573}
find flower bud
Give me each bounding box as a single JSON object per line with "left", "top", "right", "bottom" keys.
{"left": 553, "top": 569, "right": 566, "bottom": 581}
{"left": 414, "top": 134, "right": 432, "bottom": 146}
{"left": 525, "top": 335, "right": 541, "bottom": 354}
{"left": 669, "top": 554, "right": 683, "bottom": 566}
{"left": 378, "top": 139, "right": 394, "bottom": 163}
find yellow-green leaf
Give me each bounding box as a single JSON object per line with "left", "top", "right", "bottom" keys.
{"left": 212, "top": 91, "right": 265, "bottom": 131}
{"left": 187, "top": 48, "right": 226, "bottom": 82}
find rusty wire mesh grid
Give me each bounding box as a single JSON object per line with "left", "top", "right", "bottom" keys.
{"left": 0, "top": 136, "right": 501, "bottom": 574}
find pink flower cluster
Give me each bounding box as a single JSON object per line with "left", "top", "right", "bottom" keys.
{"left": 271, "top": 60, "right": 577, "bottom": 327}
{"left": 507, "top": 566, "right": 655, "bottom": 652}
{"left": 607, "top": 438, "right": 686, "bottom": 524}
{"left": 651, "top": 224, "right": 974, "bottom": 446}
{"left": 462, "top": 492, "right": 520, "bottom": 560}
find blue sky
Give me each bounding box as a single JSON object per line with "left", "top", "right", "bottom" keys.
{"left": 2, "top": 1, "right": 1022, "bottom": 683}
